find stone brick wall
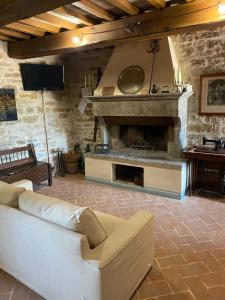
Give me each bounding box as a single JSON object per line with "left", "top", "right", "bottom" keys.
{"left": 0, "top": 41, "right": 75, "bottom": 163}
{"left": 64, "top": 47, "right": 113, "bottom": 150}
{"left": 2, "top": 25, "right": 225, "bottom": 165}
{"left": 171, "top": 27, "right": 225, "bottom": 146}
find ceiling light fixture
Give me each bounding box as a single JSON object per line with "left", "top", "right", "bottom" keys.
{"left": 218, "top": 1, "right": 225, "bottom": 15}
{"left": 72, "top": 35, "right": 83, "bottom": 44}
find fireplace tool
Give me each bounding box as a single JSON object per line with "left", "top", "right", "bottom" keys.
{"left": 74, "top": 143, "right": 90, "bottom": 173}
{"left": 147, "top": 39, "right": 161, "bottom": 94}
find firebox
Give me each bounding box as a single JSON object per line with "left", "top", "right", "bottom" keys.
{"left": 103, "top": 116, "right": 175, "bottom": 155}
{"left": 120, "top": 125, "right": 168, "bottom": 151}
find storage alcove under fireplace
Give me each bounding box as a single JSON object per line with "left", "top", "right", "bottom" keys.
{"left": 114, "top": 164, "right": 144, "bottom": 187}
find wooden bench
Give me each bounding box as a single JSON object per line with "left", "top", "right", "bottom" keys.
{"left": 0, "top": 144, "right": 52, "bottom": 186}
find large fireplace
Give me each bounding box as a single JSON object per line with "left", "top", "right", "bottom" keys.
{"left": 91, "top": 93, "right": 190, "bottom": 159}
{"left": 83, "top": 38, "right": 193, "bottom": 199}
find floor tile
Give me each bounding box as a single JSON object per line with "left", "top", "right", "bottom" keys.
{"left": 184, "top": 276, "right": 214, "bottom": 300}
{"left": 157, "top": 255, "right": 187, "bottom": 269}
{"left": 1, "top": 174, "right": 225, "bottom": 300}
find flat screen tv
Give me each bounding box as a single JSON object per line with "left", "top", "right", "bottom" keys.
{"left": 20, "top": 63, "right": 64, "bottom": 91}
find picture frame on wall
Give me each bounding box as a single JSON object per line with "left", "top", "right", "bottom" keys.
{"left": 0, "top": 89, "right": 17, "bottom": 122}
{"left": 200, "top": 73, "right": 225, "bottom": 115}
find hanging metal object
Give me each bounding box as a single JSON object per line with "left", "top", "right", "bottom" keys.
{"left": 147, "top": 39, "right": 161, "bottom": 94}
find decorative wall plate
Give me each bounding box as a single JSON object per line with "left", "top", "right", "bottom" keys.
{"left": 118, "top": 66, "right": 145, "bottom": 94}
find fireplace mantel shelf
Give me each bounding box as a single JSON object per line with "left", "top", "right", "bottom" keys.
{"left": 85, "top": 93, "right": 184, "bottom": 103}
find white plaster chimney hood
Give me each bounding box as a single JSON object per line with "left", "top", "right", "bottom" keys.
{"left": 94, "top": 37, "right": 180, "bottom": 96}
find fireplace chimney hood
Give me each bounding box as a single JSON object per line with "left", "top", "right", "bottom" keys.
{"left": 94, "top": 37, "right": 180, "bottom": 96}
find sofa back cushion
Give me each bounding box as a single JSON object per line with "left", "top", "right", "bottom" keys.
{"left": 80, "top": 208, "right": 107, "bottom": 248}
{"left": 0, "top": 181, "right": 25, "bottom": 208}
{"left": 19, "top": 191, "right": 106, "bottom": 248}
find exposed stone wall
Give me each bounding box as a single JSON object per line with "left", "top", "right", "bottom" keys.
{"left": 64, "top": 47, "right": 113, "bottom": 150}
{"left": 65, "top": 27, "right": 225, "bottom": 151}
{"left": 171, "top": 27, "right": 225, "bottom": 146}
{"left": 2, "top": 25, "right": 225, "bottom": 164}
{"left": 0, "top": 41, "right": 75, "bottom": 163}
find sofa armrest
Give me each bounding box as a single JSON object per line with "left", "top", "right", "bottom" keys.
{"left": 11, "top": 179, "right": 33, "bottom": 191}
{"left": 84, "top": 211, "right": 154, "bottom": 268}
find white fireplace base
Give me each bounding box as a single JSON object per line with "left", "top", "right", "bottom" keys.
{"left": 85, "top": 154, "right": 187, "bottom": 200}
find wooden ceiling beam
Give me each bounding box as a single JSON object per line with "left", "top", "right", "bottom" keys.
{"left": 54, "top": 7, "right": 94, "bottom": 26}
{"left": 0, "top": 0, "right": 80, "bottom": 27}
{"left": 147, "top": 0, "right": 166, "bottom": 9}
{"left": 74, "top": 0, "right": 115, "bottom": 21}
{"left": 19, "top": 17, "right": 60, "bottom": 34}
{"left": 8, "top": 0, "right": 223, "bottom": 59}
{"left": 0, "top": 33, "right": 16, "bottom": 42}
{"left": 105, "top": 0, "right": 139, "bottom": 15}
{"left": 35, "top": 13, "right": 77, "bottom": 30}
{"left": 6, "top": 22, "right": 45, "bottom": 37}
{"left": 0, "top": 28, "right": 30, "bottom": 39}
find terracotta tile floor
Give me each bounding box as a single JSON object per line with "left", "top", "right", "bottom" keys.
{"left": 1, "top": 174, "right": 225, "bottom": 300}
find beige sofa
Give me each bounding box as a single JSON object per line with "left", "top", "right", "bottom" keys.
{"left": 0, "top": 180, "right": 154, "bottom": 300}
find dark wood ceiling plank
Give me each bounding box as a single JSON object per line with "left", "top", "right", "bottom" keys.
{"left": 0, "top": 0, "right": 79, "bottom": 27}
{"left": 106, "top": 0, "right": 139, "bottom": 15}
{"left": 8, "top": 0, "right": 222, "bottom": 58}
{"left": 6, "top": 22, "right": 45, "bottom": 36}
{"left": 19, "top": 17, "right": 60, "bottom": 33}
{"left": 147, "top": 0, "right": 166, "bottom": 9}
{"left": 54, "top": 7, "right": 94, "bottom": 26}
{"left": 35, "top": 13, "right": 77, "bottom": 30}
{"left": 0, "top": 28, "right": 30, "bottom": 39}
{"left": 0, "top": 33, "right": 16, "bottom": 42}
{"left": 74, "top": 0, "right": 115, "bottom": 21}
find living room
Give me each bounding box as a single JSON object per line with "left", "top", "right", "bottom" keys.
{"left": 1, "top": 1, "right": 225, "bottom": 300}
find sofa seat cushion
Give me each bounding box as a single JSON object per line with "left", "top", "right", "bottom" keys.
{"left": 0, "top": 181, "right": 25, "bottom": 208}
{"left": 18, "top": 191, "right": 106, "bottom": 248}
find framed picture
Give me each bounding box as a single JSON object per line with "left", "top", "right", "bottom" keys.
{"left": 0, "top": 89, "right": 17, "bottom": 122}
{"left": 200, "top": 73, "right": 225, "bottom": 115}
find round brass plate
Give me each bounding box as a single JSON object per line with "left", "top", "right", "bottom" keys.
{"left": 118, "top": 65, "right": 145, "bottom": 94}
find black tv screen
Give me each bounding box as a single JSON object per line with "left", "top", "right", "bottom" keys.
{"left": 20, "top": 63, "right": 64, "bottom": 91}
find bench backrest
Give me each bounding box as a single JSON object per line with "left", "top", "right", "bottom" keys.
{"left": 0, "top": 144, "right": 37, "bottom": 170}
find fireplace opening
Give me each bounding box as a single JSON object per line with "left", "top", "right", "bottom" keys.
{"left": 120, "top": 125, "right": 168, "bottom": 151}
{"left": 114, "top": 164, "right": 144, "bottom": 187}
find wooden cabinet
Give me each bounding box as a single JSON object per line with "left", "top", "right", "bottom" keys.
{"left": 184, "top": 148, "right": 225, "bottom": 197}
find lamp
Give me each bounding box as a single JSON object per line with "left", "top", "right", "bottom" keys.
{"left": 218, "top": 1, "right": 225, "bottom": 15}
{"left": 72, "top": 35, "right": 82, "bottom": 44}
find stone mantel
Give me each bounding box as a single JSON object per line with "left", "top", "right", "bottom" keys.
{"left": 86, "top": 93, "right": 183, "bottom": 103}
{"left": 85, "top": 92, "right": 193, "bottom": 118}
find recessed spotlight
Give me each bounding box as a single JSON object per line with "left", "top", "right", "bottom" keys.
{"left": 72, "top": 35, "right": 82, "bottom": 44}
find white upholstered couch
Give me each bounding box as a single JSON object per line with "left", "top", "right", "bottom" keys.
{"left": 0, "top": 180, "right": 154, "bottom": 300}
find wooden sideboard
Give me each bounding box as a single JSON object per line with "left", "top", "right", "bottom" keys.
{"left": 184, "top": 148, "right": 225, "bottom": 197}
